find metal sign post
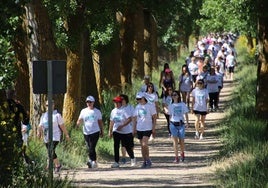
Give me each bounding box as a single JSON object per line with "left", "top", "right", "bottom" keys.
{"left": 47, "top": 60, "right": 53, "bottom": 187}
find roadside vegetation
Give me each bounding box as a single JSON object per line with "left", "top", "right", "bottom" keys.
{"left": 213, "top": 36, "right": 268, "bottom": 187}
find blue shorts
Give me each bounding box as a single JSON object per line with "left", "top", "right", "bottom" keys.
{"left": 170, "top": 122, "right": 185, "bottom": 139}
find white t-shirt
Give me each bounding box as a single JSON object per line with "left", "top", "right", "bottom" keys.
{"left": 192, "top": 88, "right": 209, "bottom": 112}
{"left": 226, "top": 54, "right": 236, "bottom": 67}
{"left": 168, "top": 102, "right": 189, "bottom": 122}
{"left": 206, "top": 74, "right": 219, "bottom": 93}
{"left": 39, "top": 110, "right": 64, "bottom": 143}
{"left": 78, "top": 107, "right": 102, "bottom": 135}
{"left": 110, "top": 106, "right": 132, "bottom": 134}
{"left": 133, "top": 103, "right": 156, "bottom": 131}
{"left": 178, "top": 74, "right": 192, "bottom": 92}
{"left": 188, "top": 62, "right": 198, "bottom": 76}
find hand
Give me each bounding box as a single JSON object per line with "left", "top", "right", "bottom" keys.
{"left": 65, "top": 135, "right": 70, "bottom": 141}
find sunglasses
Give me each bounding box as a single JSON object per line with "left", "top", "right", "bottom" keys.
{"left": 136, "top": 98, "right": 142, "bottom": 100}
{"left": 86, "top": 101, "right": 94, "bottom": 103}
{"left": 197, "top": 82, "right": 203, "bottom": 85}
{"left": 172, "top": 94, "right": 178, "bottom": 96}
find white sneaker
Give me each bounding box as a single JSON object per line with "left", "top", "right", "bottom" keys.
{"left": 111, "top": 162, "right": 119, "bottom": 168}
{"left": 131, "top": 158, "right": 136, "bottom": 167}
{"left": 199, "top": 134, "right": 204, "bottom": 140}
{"left": 194, "top": 132, "right": 199, "bottom": 139}
{"left": 91, "top": 161, "right": 98, "bottom": 168}
{"left": 149, "top": 136, "right": 154, "bottom": 142}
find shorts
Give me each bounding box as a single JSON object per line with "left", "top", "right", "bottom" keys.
{"left": 170, "top": 122, "right": 185, "bottom": 139}
{"left": 228, "top": 66, "right": 235, "bottom": 73}
{"left": 193, "top": 110, "right": 207, "bottom": 116}
{"left": 137, "top": 130, "right": 152, "bottom": 140}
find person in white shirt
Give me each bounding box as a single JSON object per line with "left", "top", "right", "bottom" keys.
{"left": 109, "top": 96, "right": 136, "bottom": 168}
{"left": 166, "top": 90, "right": 189, "bottom": 163}
{"left": 133, "top": 92, "right": 157, "bottom": 168}
{"left": 77, "top": 96, "right": 104, "bottom": 169}
{"left": 178, "top": 64, "right": 193, "bottom": 107}
{"left": 206, "top": 67, "right": 220, "bottom": 111}
{"left": 38, "top": 100, "right": 70, "bottom": 172}
{"left": 226, "top": 51, "right": 237, "bottom": 80}
{"left": 191, "top": 79, "right": 209, "bottom": 140}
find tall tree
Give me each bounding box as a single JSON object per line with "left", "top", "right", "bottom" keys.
{"left": 256, "top": 0, "right": 268, "bottom": 120}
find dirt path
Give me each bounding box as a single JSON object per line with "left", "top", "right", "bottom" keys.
{"left": 60, "top": 80, "right": 234, "bottom": 188}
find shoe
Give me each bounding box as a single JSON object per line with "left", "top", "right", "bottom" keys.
{"left": 111, "top": 162, "right": 119, "bottom": 168}
{"left": 131, "top": 158, "right": 136, "bottom": 167}
{"left": 87, "top": 161, "right": 92, "bottom": 168}
{"left": 173, "top": 157, "right": 179, "bottom": 163}
{"left": 146, "top": 159, "right": 152, "bottom": 168}
{"left": 194, "top": 132, "right": 199, "bottom": 139}
{"left": 121, "top": 158, "right": 126, "bottom": 164}
{"left": 55, "top": 164, "right": 62, "bottom": 172}
{"left": 91, "top": 161, "right": 98, "bottom": 168}
{"left": 141, "top": 161, "right": 147, "bottom": 168}
{"left": 181, "top": 152, "right": 185, "bottom": 162}
{"left": 149, "top": 136, "right": 154, "bottom": 142}
{"left": 199, "top": 134, "right": 204, "bottom": 140}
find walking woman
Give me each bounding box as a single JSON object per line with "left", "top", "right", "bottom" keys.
{"left": 178, "top": 64, "right": 193, "bottom": 107}
{"left": 162, "top": 86, "right": 173, "bottom": 137}
{"left": 191, "top": 79, "right": 209, "bottom": 140}
{"left": 77, "top": 96, "right": 104, "bottom": 168}
{"left": 38, "top": 100, "right": 70, "bottom": 172}
{"left": 166, "top": 90, "right": 189, "bottom": 163}
{"left": 109, "top": 96, "right": 136, "bottom": 168}
{"left": 133, "top": 92, "right": 157, "bottom": 168}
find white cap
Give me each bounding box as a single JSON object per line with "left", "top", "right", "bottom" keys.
{"left": 136, "top": 92, "right": 145, "bottom": 99}
{"left": 86, "top": 96, "right": 95, "bottom": 102}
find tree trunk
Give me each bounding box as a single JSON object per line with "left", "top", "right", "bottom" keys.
{"left": 24, "top": 1, "right": 65, "bottom": 134}
{"left": 150, "top": 14, "right": 158, "bottom": 70}
{"left": 80, "top": 29, "right": 99, "bottom": 107}
{"left": 120, "top": 10, "right": 135, "bottom": 91}
{"left": 144, "top": 9, "right": 152, "bottom": 76}
{"left": 256, "top": 0, "right": 268, "bottom": 120}
{"left": 132, "top": 6, "right": 144, "bottom": 80}
{"left": 246, "top": 34, "right": 254, "bottom": 51}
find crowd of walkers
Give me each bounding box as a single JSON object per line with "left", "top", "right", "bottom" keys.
{"left": 9, "top": 33, "right": 237, "bottom": 172}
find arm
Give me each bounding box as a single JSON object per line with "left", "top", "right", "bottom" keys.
{"left": 151, "top": 114, "right": 157, "bottom": 138}
{"left": 98, "top": 119, "right": 104, "bottom": 138}
{"left": 59, "top": 124, "right": 70, "bottom": 141}
{"left": 132, "top": 116, "right": 137, "bottom": 136}
{"left": 117, "top": 117, "right": 132, "bottom": 131}
{"left": 109, "top": 121, "right": 114, "bottom": 138}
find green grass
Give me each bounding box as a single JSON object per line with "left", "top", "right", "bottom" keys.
{"left": 214, "top": 37, "right": 268, "bottom": 187}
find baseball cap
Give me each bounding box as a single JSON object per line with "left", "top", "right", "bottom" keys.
{"left": 144, "top": 75, "right": 150, "bottom": 80}
{"left": 113, "top": 96, "right": 123, "bottom": 103}
{"left": 136, "top": 92, "right": 144, "bottom": 99}
{"left": 165, "top": 68, "right": 172, "bottom": 73}
{"left": 86, "top": 96, "right": 95, "bottom": 102}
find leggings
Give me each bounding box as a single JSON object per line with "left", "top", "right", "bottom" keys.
{"left": 84, "top": 132, "right": 100, "bottom": 161}
{"left": 45, "top": 141, "right": 59, "bottom": 159}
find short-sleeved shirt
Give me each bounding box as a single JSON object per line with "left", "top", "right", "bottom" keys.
{"left": 78, "top": 107, "right": 102, "bottom": 135}
{"left": 133, "top": 103, "right": 156, "bottom": 131}
{"left": 206, "top": 74, "right": 219, "bottom": 93}
{"left": 110, "top": 106, "right": 132, "bottom": 134}
{"left": 192, "top": 88, "right": 209, "bottom": 112}
{"left": 39, "top": 110, "right": 64, "bottom": 143}
{"left": 168, "top": 102, "right": 189, "bottom": 122}
{"left": 179, "top": 74, "right": 192, "bottom": 92}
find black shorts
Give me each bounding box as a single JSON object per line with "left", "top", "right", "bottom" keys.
{"left": 193, "top": 110, "right": 207, "bottom": 116}
{"left": 137, "top": 130, "right": 152, "bottom": 140}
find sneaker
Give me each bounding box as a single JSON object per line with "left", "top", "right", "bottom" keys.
{"left": 149, "top": 136, "right": 154, "bottom": 142}
{"left": 199, "top": 134, "right": 204, "bottom": 140}
{"left": 111, "top": 162, "right": 119, "bottom": 168}
{"left": 146, "top": 159, "right": 152, "bottom": 168}
{"left": 194, "top": 132, "right": 199, "bottom": 139}
{"left": 87, "top": 161, "right": 92, "bottom": 168}
{"left": 141, "top": 161, "right": 147, "bottom": 168}
{"left": 131, "top": 158, "right": 136, "bottom": 167}
{"left": 173, "top": 157, "right": 179, "bottom": 163}
{"left": 91, "top": 161, "right": 98, "bottom": 168}
{"left": 55, "top": 164, "right": 62, "bottom": 172}
{"left": 181, "top": 152, "right": 185, "bottom": 162}
{"left": 121, "top": 158, "right": 126, "bottom": 164}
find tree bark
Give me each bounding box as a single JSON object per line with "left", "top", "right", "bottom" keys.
{"left": 256, "top": 0, "right": 268, "bottom": 120}
{"left": 144, "top": 9, "right": 152, "bottom": 76}
{"left": 132, "top": 6, "right": 144, "bottom": 80}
